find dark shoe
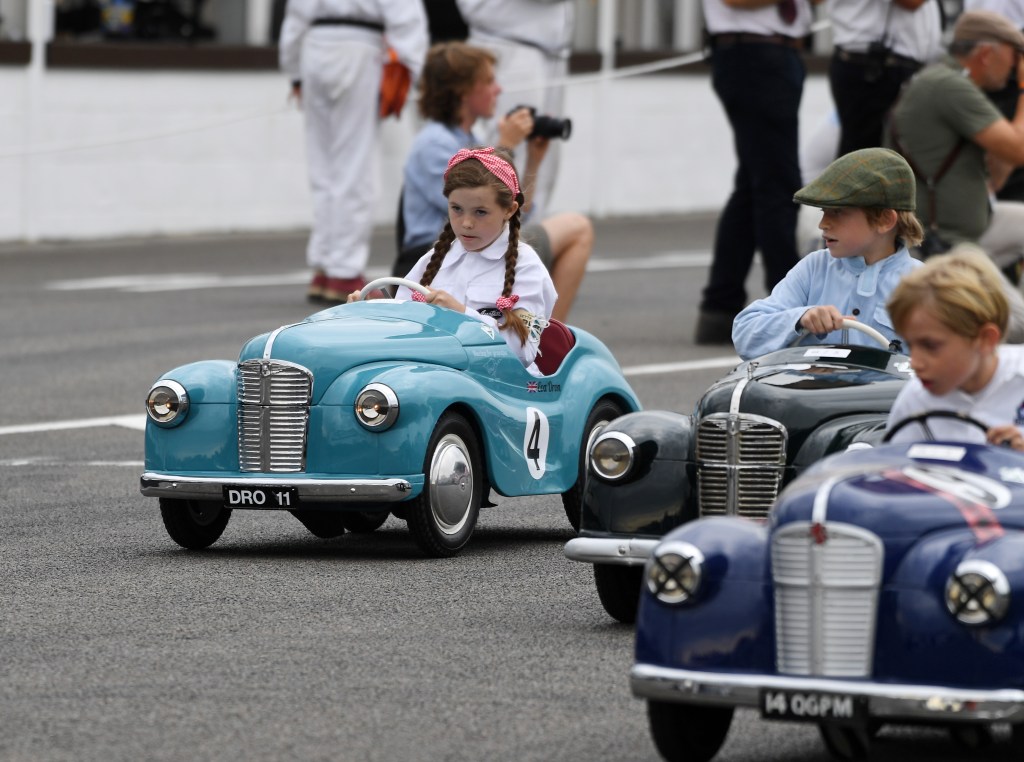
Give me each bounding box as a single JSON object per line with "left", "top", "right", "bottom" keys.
{"left": 695, "top": 310, "right": 735, "bottom": 345}
{"left": 323, "top": 276, "right": 367, "bottom": 303}
{"left": 307, "top": 270, "right": 327, "bottom": 302}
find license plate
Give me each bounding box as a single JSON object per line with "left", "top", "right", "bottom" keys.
{"left": 223, "top": 485, "right": 298, "bottom": 509}
{"left": 760, "top": 689, "right": 867, "bottom": 722}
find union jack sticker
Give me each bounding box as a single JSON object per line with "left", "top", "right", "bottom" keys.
{"left": 527, "top": 381, "right": 539, "bottom": 393}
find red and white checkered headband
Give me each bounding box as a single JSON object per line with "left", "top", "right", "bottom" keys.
{"left": 444, "top": 147, "right": 520, "bottom": 197}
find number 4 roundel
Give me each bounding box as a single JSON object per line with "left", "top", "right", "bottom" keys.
{"left": 523, "top": 407, "right": 550, "bottom": 479}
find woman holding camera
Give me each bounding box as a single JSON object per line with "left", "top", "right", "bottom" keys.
{"left": 393, "top": 41, "right": 590, "bottom": 322}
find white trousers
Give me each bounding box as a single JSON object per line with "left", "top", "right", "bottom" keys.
{"left": 468, "top": 35, "right": 568, "bottom": 220}
{"left": 301, "top": 32, "right": 382, "bottom": 278}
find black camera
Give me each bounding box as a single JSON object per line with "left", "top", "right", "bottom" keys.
{"left": 509, "top": 105, "right": 572, "bottom": 141}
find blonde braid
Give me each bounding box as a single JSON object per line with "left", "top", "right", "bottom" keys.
{"left": 421, "top": 223, "right": 457, "bottom": 287}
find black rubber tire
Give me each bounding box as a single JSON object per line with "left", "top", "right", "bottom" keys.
{"left": 407, "top": 412, "right": 483, "bottom": 558}
{"left": 340, "top": 510, "right": 389, "bottom": 533}
{"left": 159, "top": 498, "right": 231, "bottom": 549}
{"left": 594, "top": 564, "right": 643, "bottom": 624}
{"left": 818, "top": 724, "right": 870, "bottom": 760}
{"left": 290, "top": 510, "right": 347, "bottom": 539}
{"left": 647, "top": 700, "right": 733, "bottom": 762}
{"left": 562, "top": 398, "right": 625, "bottom": 532}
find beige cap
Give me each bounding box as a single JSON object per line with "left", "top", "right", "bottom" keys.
{"left": 953, "top": 9, "right": 1024, "bottom": 52}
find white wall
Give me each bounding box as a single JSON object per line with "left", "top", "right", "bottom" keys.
{"left": 0, "top": 65, "right": 834, "bottom": 242}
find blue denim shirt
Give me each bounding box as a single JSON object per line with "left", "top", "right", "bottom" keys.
{"left": 731, "top": 246, "right": 921, "bottom": 360}
{"left": 401, "top": 121, "right": 476, "bottom": 250}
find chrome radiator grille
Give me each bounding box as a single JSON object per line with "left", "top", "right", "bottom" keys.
{"left": 772, "top": 523, "right": 883, "bottom": 677}
{"left": 237, "top": 359, "right": 312, "bottom": 473}
{"left": 696, "top": 413, "right": 786, "bottom": 519}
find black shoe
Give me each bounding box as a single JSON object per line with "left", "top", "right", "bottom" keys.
{"left": 695, "top": 310, "right": 735, "bottom": 345}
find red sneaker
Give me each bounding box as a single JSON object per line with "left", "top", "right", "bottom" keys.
{"left": 307, "top": 270, "right": 328, "bottom": 302}
{"left": 323, "top": 276, "right": 367, "bottom": 303}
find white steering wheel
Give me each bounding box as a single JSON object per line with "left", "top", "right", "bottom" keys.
{"left": 791, "top": 317, "right": 891, "bottom": 350}
{"left": 359, "top": 276, "right": 431, "bottom": 300}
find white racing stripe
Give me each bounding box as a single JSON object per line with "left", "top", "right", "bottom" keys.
{"left": 0, "top": 414, "right": 146, "bottom": 436}
{"left": 1, "top": 357, "right": 738, "bottom": 440}
{"left": 45, "top": 251, "right": 712, "bottom": 294}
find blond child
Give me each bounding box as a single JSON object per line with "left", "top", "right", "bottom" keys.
{"left": 885, "top": 245, "right": 1024, "bottom": 449}
{"left": 731, "top": 148, "right": 924, "bottom": 360}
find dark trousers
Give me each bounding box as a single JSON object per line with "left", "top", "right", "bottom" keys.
{"left": 829, "top": 53, "right": 918, "bottom": 156}
{"left": 700, "top": 41, "right": 804, "bottom": 316}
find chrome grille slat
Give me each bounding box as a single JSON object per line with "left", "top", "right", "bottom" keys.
{"left": 696, "top": 413, "right": 786, "bottom": 519}
{"left": 236, "top": 360, "right": 312, "bottom": 473}
{"left": 772, "top": 523, "right": 883, "bottom": 678}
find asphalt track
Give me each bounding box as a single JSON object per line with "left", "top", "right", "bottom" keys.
{"left": 1, "top": 215, "right": 1018, "bottom": 761}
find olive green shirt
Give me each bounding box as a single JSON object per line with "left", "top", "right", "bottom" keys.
{"left": 886, "top": 56, "right": 1003, "bottom": 243}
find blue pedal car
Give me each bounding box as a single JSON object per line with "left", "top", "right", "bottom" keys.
{"left": 140, "top": 277, "right": 640, "bottom": 557}
{"left": 631, "top": 412, "right": 1024, "bottom": 761}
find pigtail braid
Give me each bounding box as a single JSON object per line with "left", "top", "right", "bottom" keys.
{"left": 498, "top": 198, "right": 530, "bottom": 345}
{"left": 421, "top": 223, "right": 457, "bottom": 287}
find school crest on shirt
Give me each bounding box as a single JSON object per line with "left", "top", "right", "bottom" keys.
{"left": 477, "top": 307, "right": 502, "bottom": 320}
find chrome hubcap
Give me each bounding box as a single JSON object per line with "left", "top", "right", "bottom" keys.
{"left": 428, "top": 434, "right": 474, "bottom": 535}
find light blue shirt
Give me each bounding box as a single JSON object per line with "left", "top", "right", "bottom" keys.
{"left": 401, "top": 121, "right": 475, "bottom": 250}
{"left": 731, "top": 247, "right": 921, "bottom": 360}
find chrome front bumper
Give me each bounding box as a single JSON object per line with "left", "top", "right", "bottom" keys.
{"left": 564, "top": 536, "right": 659, "bottom": 565}
{"left": 631, "top": 663, "right": 1024, "bottom": 723}
{"left": 140, "top": 472, "right": 413, "bottom": 503}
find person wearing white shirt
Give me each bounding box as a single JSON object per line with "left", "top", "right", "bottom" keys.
{"left": 886, "top": 247, "right": 1024, "bottom": 450}
{"left": 279, "top": 0, "right": 428, "bottom": 303}
{"left": 826, "top": 0, "right": 942, "bottom": 155}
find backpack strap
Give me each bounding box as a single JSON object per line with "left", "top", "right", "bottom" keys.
{"left": 888, "top": 100, "right": 966, "bottom": 231}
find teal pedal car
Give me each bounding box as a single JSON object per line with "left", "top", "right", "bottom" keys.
{"left": 140, "top": 278, "right": 640, "bottom": 557}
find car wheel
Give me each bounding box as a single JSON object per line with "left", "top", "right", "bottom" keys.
{"left": 647, "top": 700, "right": 733, "bottom": 762}
{"left": 341, "top": 511, "right": 389, "bottom": 533}
{"left": 290, "top": 510, "right": 347, "bottom": 539}
{"left": 818, "top": 724, "right": 870, "bottom": 760}
{"left": 159, "top": 498, "right": 231, "bottom": 549}
{"left": 562, "top": 398, "right": 625, "bottom": 532}
{"left": 594, "top": 564, "right": 642, "bottom": 624}
{"left": 407, "top": 412, "right": 482, "bottom": 558}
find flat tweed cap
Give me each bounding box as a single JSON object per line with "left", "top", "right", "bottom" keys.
{"left": 794, "top": 147, "right": 916, "bottom": 210}
{"left": 954, "top": 9, "right": 1024, "bottom": 52}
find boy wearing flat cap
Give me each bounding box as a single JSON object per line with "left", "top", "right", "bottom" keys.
{"left": 732, "top": 148, "right": 924, "bottom": 360}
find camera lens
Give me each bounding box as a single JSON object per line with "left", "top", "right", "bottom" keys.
{"left": 532, "top": 115, "right": 572, "bottom": 141}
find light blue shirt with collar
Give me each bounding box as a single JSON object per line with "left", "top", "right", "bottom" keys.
{"left": 731, "top": 246, "right": 922, "bottom": 360}
{"left": 402, "top": 121, "right": 476, "bottom": 250}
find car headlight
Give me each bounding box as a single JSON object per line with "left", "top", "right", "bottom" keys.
{"left": 647, "top": 541, "right": 705, "bottom": 605}
{"left": 945, "top": 559, "right": 1010, "bottom": 625}
{"left": 145, "top": 379, "right": 189, "bottom": 427}
{"left": 590, "top": 431, "right": 636, "bottom": 481}
{"left": 354, "top": 383, "right": 399, "bottom": 430}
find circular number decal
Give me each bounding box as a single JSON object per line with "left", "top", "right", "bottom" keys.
{"left": 523, "top": 407, "right": 550, "bottom": 479}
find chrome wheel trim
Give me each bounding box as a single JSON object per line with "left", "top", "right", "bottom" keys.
{"left": 428, "top": 434, "right": 474, "bottom": 535}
